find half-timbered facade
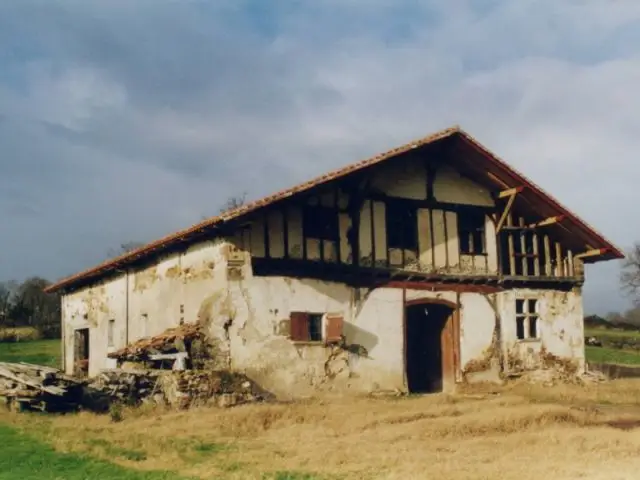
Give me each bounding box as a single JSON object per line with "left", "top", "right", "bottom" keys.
{"left": 45, "top": 126, "right": 623, "bottom": 398}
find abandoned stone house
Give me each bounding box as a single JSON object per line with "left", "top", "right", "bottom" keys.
{"left": 45, "top": 126, "right": 623, "bottom": 398}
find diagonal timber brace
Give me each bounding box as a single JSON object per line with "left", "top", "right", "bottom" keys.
{"left": 495, "top": 187, "right": 524, "bottom": 232}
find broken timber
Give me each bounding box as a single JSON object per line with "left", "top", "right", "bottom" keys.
{"left": 0, "top": 362, "right": 85, "bottom": 412}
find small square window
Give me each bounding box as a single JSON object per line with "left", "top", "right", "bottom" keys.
{"left": 289, "top": 311, "right": 344, "bottom": 343}
{"left": 515, "top": 298, "right": 539, "bottom": 340}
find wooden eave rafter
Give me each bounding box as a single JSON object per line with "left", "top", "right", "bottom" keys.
{"left": 497, "top": 186, "right": 525, "bottom": 198}
{"left": 574, "top": 248, "right": 611, "bottom": 260}
{"left": 526, "top": 215, "right": 566, "bottom": 229}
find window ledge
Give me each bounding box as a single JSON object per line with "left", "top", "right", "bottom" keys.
{"left": 292, "top": 341, "right": 326, "bottom": 346}
{"left": 516, "top": 338, "right": 541, "bottom": 344}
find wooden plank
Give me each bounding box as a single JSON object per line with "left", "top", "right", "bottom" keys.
{"left": 444, "top": 211, "right": 459, "bottom": 269}
{"left": 498, "top": 186, "right": 525, "bottom": 198}
{"left": 555, "top": 242, "right": 564, "bottom": 276}
{"left": 532, "top": 232, "right": 540, "bottom": 276}
{"left": 518, "top": 217, "right": 528, "bottom": 276}
{"left": 496, "top": 193, "right": 517, "bottom": 232}
{"left": 432, "top": 209, "right": 447, "bottom": 269}
{"left": 417, "top": 208, "right": 433, "bottom": 271}
{"left": 0, "top": 366, "right": 66, "bottom": 396}
{"left": 507, "top": 214, "right": 516, "bottom": 275}
{"left": 373, "top": 201, "right": 387, "bottom": 265}
{"left": 543, "top": 235, "right": 552, "bottom": 276}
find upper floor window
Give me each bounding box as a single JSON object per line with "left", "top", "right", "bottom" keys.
{"left": 386, "top": 200, "right": 418, "bottom": 251}
{"left": 107, "top": 319, "right": 115, "bottom": 347}
{"left": 516, "top": 298, "right": 539, "bottom": 340}
{"left": 303, "top": 205, "right": 338, "bottom": 241}
{"left": 458, "top": 210, "right": 486, "bottom": 255}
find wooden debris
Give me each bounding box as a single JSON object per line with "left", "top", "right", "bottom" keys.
{"left": 0, "top": 362, "right": 85, "bottom": 412}
{"left": 107, "top": 323, "right": 204, "bottom": 363}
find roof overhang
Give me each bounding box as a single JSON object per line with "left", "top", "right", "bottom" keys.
{"left": 44, "top": 126, "right": 624, "bottom": 294}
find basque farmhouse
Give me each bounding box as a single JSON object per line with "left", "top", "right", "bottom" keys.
{"left": 45, "top": 126, "right": 623, "bottom": 398}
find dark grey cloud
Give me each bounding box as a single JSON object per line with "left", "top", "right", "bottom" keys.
{"left": 0, "top": 0, "right": 638, "bottom": 315}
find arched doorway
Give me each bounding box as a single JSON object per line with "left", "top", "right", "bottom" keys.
{"left": 404, "top": 300, "right": 459, "bottom": 393}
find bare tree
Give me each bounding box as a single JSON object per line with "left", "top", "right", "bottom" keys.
{"left": 621, "top": 242, "right": 640, "bottom": 305}
{"left": 219, "top": 193, "right": 247, "bottom": 214}
{"left": 107, "top": 241, "right": 144, "bottom": 258}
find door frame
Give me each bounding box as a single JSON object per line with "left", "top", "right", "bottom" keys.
{"left": 403, "top": 297, "right": 461, "bottom": 393}
{"left": 73, "top": 327, "right": 90, "bottom": 378}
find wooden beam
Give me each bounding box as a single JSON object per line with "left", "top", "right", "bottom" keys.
{"left": 487, "top": 172, "right": 511, "bottom": 188}
{"left": 526, "top": 215, "right": 565, "bottom": 228}
{"left": 497, "top": 186, "right": 525, "bottom": 198}
{"left": 496, "top": 193, "right": 517, "bottom": 233}
{"left": 574, "top": 248, "right": 610, "bottom": 260}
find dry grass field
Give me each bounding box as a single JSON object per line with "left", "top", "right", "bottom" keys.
{"left": 4, "top": 379, "right": 640, "bottom": 479}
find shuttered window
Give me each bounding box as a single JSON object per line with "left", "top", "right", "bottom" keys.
{"left": 289, "top": 312, "right": 344, "bottom": 343}
{"left": 325, "top": 314, "right": 344, "bottom": 344}
{"left": 290, "top": 312, "right": 310, "bottom": 341}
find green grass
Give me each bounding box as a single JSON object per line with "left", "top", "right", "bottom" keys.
{"left": 585, "top": 346, "right": 640, "bottom": 365}
{"left": 584, "top": 327, "right": 640, "bottom": 339}
{"left": 0, "top": 339, "right": 61, "bottom": 367}
{"left": 0, "top": 424, "right": 192, "bottom": 480}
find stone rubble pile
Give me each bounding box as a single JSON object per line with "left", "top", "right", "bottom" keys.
{"left": 85, "top": 368, "right": 273, "bottom": 410}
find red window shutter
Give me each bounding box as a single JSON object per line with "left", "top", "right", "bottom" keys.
{"left": 290, "top": 312, "right": 309, "bottom": 341}
{"left": 325, "top": 314, "right": 344, "bottom": 344}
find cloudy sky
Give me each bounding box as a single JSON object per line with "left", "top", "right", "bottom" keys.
{"left": 0, "top": 0, "right": 637, "bottom": 314}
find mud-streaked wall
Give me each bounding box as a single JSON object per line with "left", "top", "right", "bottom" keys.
{"left": 497, "top": 288, "right": 585, "bottom": 373}
{"left": 63, "top": 241, "right": 229, "bottom": 377}
{"left": 61, "top": 237, "right": 585, "bottom": 394}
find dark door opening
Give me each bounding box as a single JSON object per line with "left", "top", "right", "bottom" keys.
{"left": 73, "top": 328, "right": 90, "bottom": 377}
{"left": 405, "top": 303, "right": 454, "bottom": 393}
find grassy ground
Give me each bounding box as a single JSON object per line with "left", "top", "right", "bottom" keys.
{"left": 0, "top": 423, "right": 190, "bottom": 480}
{"left": 0, "top": 339, "right": 61, "bottom": 367}
{"left": 586, "top": 346, "right": 640, "bottom": 365}
{"left": 585, "top": 327, "right": 640, "bottom": 339}
{"left": 4, "top": 380, "right": 640, "bottom": 479}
